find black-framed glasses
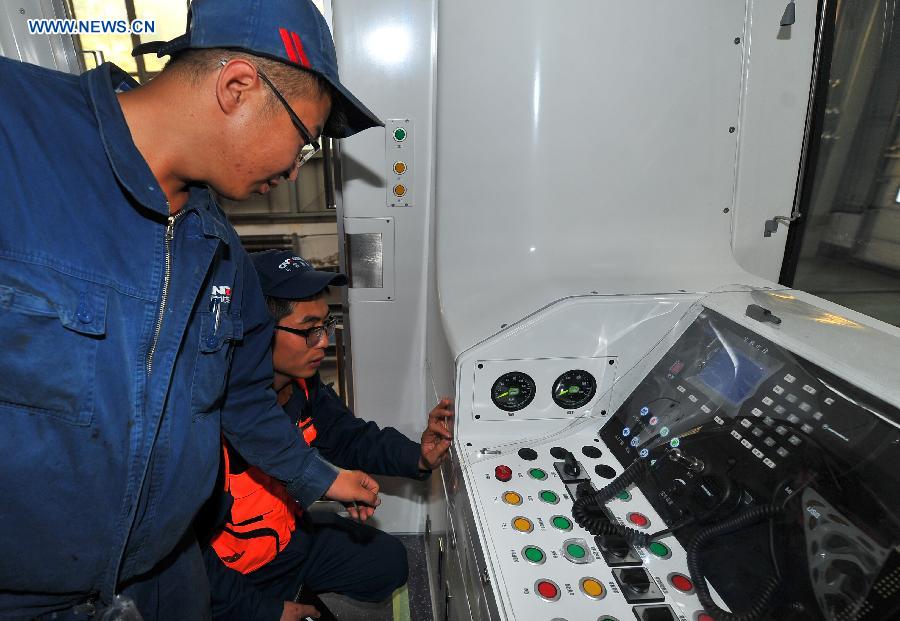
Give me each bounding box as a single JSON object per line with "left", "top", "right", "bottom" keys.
{"left": 275, "top": 316, "right": 337, "bottom": 348}
{"left": 219, "top": 59, "right": 321, "bottom": 168}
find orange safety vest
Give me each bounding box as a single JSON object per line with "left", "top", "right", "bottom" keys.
{"left": 210, "top": 379, "right": 317, "bottom": 574}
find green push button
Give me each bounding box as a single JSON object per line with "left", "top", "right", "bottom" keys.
{"left": 393, "top": 127, "right": 407, "bottom": 142}
{"left": 551, "top": 516, "right": 572, "bottom": 531}
{"left": 566, "top": 543, "right": 586, "bottom": 559}
{"left": 528, "top": 468, "right": 547, "bottom": 480}
{"left": 522, "top": 546, "right": 545, "bottom": 564}
{"left": 539, "top": 490, "right": 559, "bottom": 504}
{"left": 648, "top": 541, "right": 671, "bottom": 559}
{"left": 617, "top": 490, "right": 632, "bottom": 501}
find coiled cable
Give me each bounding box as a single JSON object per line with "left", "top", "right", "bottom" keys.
{"left": 686, "top": 503, "right": 783, "bottom": 621}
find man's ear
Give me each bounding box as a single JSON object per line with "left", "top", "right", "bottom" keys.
{"left": 215, "top": 59, "right": 261, "bottom": 116}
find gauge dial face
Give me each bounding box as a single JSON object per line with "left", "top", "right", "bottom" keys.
{"left": 491, "top": 372, "right": 537, "bottom": 412}
{"left": 552, "top": 370, "right": 597, "bottom": 409}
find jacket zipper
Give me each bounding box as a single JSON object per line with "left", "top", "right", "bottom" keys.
{"left": 147, "top": 208, "right": 182, "bottom": 374}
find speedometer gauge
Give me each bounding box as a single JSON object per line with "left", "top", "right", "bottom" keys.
{"left": 552, "top": 370, "right": 597, "bottom": 409}
{"left": 491, "top": 372, "right": 536, "bottom": 412}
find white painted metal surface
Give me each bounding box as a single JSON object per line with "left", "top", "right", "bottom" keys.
{"left": 0, "top": 0, "right": 82, "bottom": 72}
{"left": 332, "top": 0, "right": 438, "bottom": 533}
{"left": 434, "top": 0, "right": 770, "bottom": 354}
{"left": 731, "top": 0, "right": 819, "bottom": 280}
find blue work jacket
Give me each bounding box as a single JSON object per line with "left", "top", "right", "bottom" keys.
{"left": 0, "top": 58, "right": 337, "bottom": 618}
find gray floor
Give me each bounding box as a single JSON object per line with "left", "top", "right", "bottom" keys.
{"left": 318, "top": 535, "right": 433, "bottom": 621}
{"left": 793, "top": 257, "right": 900, "bottom": 328}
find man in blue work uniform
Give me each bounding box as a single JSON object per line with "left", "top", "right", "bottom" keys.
{"left": 202, "top": 251, "right": 454, "bottom": 620}
{"left": 0, "top": 2, "right": 383, "bottom": 619}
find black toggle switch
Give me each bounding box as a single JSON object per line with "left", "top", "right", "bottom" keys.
{"left": 575, "top": 481, "right": 595, "bottom": 500}
{"left": 620, "top": 568, "right": 652, "bottom": 593}
{"left": 612, "top": 567, "right": 664, "bottom": 604}
{"left": 595, "top": 520, "right": 642, "bottom": 567}
{"left": 633, "top": 604, "right": 679, "bottom": 621}
{"left": 564, "top": 451, "right": 581, "bottom": 477}
{"left": 554, "top": 450, "right": 589, "bottom": 483}
{"left": 596, "top": 534, "right": 629, "bottom": 558}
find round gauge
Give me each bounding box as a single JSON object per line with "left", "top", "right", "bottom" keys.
{"left": 491, "top": 372, "right": 536, "bottom": 412}
{"left": 552, "top": 370, "right": 597, "bottom": 409}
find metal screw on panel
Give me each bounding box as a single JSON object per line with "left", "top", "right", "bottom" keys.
{"left": 20, "top": 8, "right": 26, "bottom": 14}
{"left": 729, "top": 126, "right": 736, "bottom": 133}
{"left": 734, "top": 37, "right": 741, "bottom": 44}
{"left": 723, "top": 208, "right": 731, "bottom": 213}
{"left": 501, "top": 323, "right": 508, "bottom": 329}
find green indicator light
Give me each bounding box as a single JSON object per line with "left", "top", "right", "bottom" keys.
{"left": 529, "top": 468, "right": 547, "bottom": 480}
{"left": 393, "top": 127, "right": 407, "bottom": 141}
{"left": 523, "top": 546, "right": 544, "bottom": 563}
{"left": 539, "top": 490, "right": 559, "bottom": 504}
{"left": 566, "top": 544, "right": 586, "bottom": 559}
{"left": 649, "top": 542, "right": 670, "bottom": 558}
{"left": 670, "top": 437, "right": 681, "bottom": 448}
{"left": 617, "top": 490, "right": 632, "bottom": 501}
{"left": 552, "top": 516, "right": 572, "bottom": 530}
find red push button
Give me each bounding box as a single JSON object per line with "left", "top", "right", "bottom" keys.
{"left": 535, "top": 579, "right": 560, "bottom": 601}
{"left": 697, "top": 614, "right": 714, "bottom": 621}
{"left": 495, "top": 465, "right": 512, "bottom": 482}
{"left": 627, "top": 512, "right": 650, "bottom": 528}
{"left": 669, "top": 573, "right": 694, "bottom": 593}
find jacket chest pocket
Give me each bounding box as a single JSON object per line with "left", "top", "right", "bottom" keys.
{"left": 0, "top": 274, "right": 108, "bottom": 426}
{"left": 191, "top": 310, "right": 243, "bottom": 417}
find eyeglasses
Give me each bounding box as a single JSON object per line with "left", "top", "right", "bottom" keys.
{"left": 219, "top": 59, "right": 322, "bottom": 168}
{"left": 275, "top": 316, "right": 337, "bottom": 348}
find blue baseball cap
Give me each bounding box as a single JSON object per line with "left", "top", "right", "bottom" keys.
{"left": 132, "top": 0, "right": 382, "bottom": 138}
{"left": 251, "top": 250, "right": 347, "bottom": 300}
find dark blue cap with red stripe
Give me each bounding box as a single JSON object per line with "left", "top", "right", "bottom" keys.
{"left": 132, "top": 0, "right": 382, "bottom": 138}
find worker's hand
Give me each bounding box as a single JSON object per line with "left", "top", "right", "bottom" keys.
{"left": 281, "top": 601, "right": 319, "bottom": 620}
{"left": 344, "top": 501, "right": 376, "bottom": 522}
{"left": 324, "top": 469, "right": 381, "bottom": 510}
{"left": 419, "top": 397, "right": 454, "bottom": 471}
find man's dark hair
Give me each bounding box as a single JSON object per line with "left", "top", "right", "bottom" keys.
{"left": 265, "top": 287, "right": 330, "bottom": 322}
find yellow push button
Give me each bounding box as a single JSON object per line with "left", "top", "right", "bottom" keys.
{"left": 503, "top": 491, "right": 523, "bottom": 506}
{"left": 393, "top": 161, "right": 407, "bottom": 175}
{"left": 580, "top": 577, "right": 605, "bottom": 600}
{"left": 512, "top": 516, "right": 533, "bottom": 533}
{"left": 393, "top": 184, "right": 407, "bottom": 197}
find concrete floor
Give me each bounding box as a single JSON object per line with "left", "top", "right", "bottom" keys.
{"left": 793, "top": 257, "right": 900, "bottom": 328}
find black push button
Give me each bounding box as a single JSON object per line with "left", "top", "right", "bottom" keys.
{"left": 550, "top": 446, "right": 568, "bottom": 459}
{"left": 595, "top": 464, "right": 616, "bottom": 479}
{"left": 632, "top": 604, "right": 679, "bottom": 621}
{"left": 517, "top": 447, "right": 538, "bottom": 461}
{"left": 582, "top": 445, "right": 603, "bottom": 458}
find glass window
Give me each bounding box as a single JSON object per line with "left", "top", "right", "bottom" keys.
{"left": 783, "top": 0, "right": 900, "bottom": 328}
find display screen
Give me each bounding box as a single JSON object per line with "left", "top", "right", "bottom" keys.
{"left": 693, "top": 346, "right": 770, "bottom": 405}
